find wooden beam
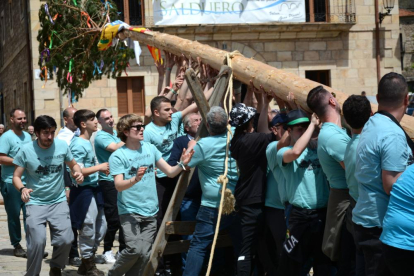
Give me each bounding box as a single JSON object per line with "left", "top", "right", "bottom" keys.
{"left": 165, "top": 221, "right": 196, "bottom": 235}
{"left": 163, "top": 235, "right": 233, "bottom": 255}
{"left": 143, "top": 65, "right": 233, "bottom": 274}
{"left": 143, "top": 169, "right": 195, "bottom": 276}
{"left": 118, "top": 29, "right": 414, "bottom": 139}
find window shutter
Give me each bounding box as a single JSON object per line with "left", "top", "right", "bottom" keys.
{"left": 117, "top": 78, "right": 128, "bottom": 117}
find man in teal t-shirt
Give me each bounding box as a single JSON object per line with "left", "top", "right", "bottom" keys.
{"left": 13, "top": 115, "right": 84, "bottom": 276}
{"left": 276, "top": 110, "right": 330, "bottom": 275}
{"left": 342, "top": 95, "right": 372, "bottom": 275}
{"left": 143, "top": 96, "right": 199, "bottom": 230}
{"left": 264, "top": 113, "right": 288, "bottom": 274}
{"left": 0, "top": 108, "right": 32, "bottom": 257}
{"left": 183, "top": 107, "right": 240, "bottom": 276}
{"left": 95, "top": 109, "right": 125, "bottom": 263}
{"left": 307, "top": 85, "right": 354, "bottom": 270}
{"left": 108, "top": 114, "right": 192, "bottom": 276}
{"left": 69, "top": 109, "right": 110, "bottom": 276}
{"left": 353, "top": 73, "right": 412, "bottom": 275}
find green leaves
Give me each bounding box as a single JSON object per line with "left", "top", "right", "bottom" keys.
{"left": 37, "top": 0, "right": 135, "bottom": 99}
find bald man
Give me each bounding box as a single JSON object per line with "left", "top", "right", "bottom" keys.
{"left": 56, "top": 107, "right": 82, "bottom": 267}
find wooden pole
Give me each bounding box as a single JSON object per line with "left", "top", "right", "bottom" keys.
{"left": 118, "top": 30, "right": 414, "bottom": 138}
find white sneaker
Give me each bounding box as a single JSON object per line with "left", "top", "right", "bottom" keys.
{"left": 103, "top": 251, "right": 116, "bottom": 264}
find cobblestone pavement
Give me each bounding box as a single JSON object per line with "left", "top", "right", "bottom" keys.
{"left": 0, "top": 194, "right": 116, "bottom": 275}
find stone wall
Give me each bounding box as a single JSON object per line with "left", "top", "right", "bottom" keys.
{"left": 401, "top": 16, "right": 414, "bottom": 82}
{"left": 0, "top": 0, "right": 32, "bottom": 126}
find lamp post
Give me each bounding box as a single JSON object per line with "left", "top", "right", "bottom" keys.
{"left": 379, "top": 0, "right": 395, "bottom": 24}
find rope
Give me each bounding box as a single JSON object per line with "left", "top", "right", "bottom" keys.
{"left": 205, "top": 52, "right": 239, "bottom": 276}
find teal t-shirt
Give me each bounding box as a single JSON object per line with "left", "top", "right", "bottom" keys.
{"left": 69, "top": 137, "right": 99, "bottom": 187}
{"left": 277, "top": 146, "right": 329, "bottom": 209}
{"left": 13, "top": 139, "right": 73, "bottom": 206}
{"left": 353, "top": 114, "right": 413, "bottom": 228}
{"left": 265, "top": 141, "right": 285, "bottom": 209}
{"left": 317, "top": 123, "right": 350, "bottom": 189}
{"left": 144, "top": 112, "right": 182, "bottom": 178}
{"left": 188, "top": 131, "right": 238, "bottom": 208}
{"left": 344, "top": 134, "right": 360, "bottom": 201}
{"left": 380, "top": 165, "right": 414, "bottom": 251}
{"left": 94, "top": 130, "right": 121, "bottom": 181}
{"left": 109, "top": 142, "right": 162, "bottom": 216}
{"left": 0, "top": 130, "right": 32, "bottom": 184}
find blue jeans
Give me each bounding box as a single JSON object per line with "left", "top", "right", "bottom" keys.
{"left": 182, "top": 206, "right": 240, "bottom": 276}
{"left": 180, "top": 198, "right": 200, "bottom": 270}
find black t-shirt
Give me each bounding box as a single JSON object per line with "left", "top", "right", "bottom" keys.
{"left": 230, "top": 132, "right": 276, "bottom": 206}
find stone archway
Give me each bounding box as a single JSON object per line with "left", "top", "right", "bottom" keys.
{"left": 229, "top": 42, "right": 266, "bottom": 63}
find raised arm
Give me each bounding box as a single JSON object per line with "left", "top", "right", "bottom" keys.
{"left": 156, "top": 148, "right": 194, "bottom": 178}
{"left": 282, "top": 114, "right": 319, "bottom": 163}
{"left": 257, "top": 88, "right": 273, "bottom": 134}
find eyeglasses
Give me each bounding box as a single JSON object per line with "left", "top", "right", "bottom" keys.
{"left": 130, "top": 124, "right": 145, "bottom": 131}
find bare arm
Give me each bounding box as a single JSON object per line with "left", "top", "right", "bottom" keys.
{"left": 106, "top": 142, "right": 125, "bottom": 153}
{"left": 277, "top": 130, "right": 291, "bottom": 151}
{"left": 156, "top": 148, "right": 195, "bottom": 178}
{"left": 382, "top": 170, "right": 403, "bottom": 195}
{"left": 114, "top": 167, "right": 147, "bottom": 192}
{"left": 257, "top": 90, "right": 272, "bottom": 134}
{"left": 13, "top": 166, "right": 33, "bottom": 203}
{"left": 0, "top": 153, "right": 14, "bottom": 166}
{"left": 81, "top": 162, "right": 109, "bottom": 177}
{"left": 282, "top": 114, "right": 319, "bottom": 163}
{"left": 65, "top": 159, "right": 84, "bottom": 184}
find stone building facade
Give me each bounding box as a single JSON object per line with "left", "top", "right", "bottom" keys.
{"left": 400, "top": 5, "right": 414, "bottom": 87}
{"left": 0, "top": 0, "right": 405, "bottom": 125}
{"left": 0, "top": 0, "right": 34, "bottom": 125}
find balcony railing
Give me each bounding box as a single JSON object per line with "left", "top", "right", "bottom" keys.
{"left": 307, "top": 0, "right": 356, "bottom": 23}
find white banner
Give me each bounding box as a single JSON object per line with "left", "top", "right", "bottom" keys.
{"left": 153, "top": 0, "right": 306, "bottom": 25}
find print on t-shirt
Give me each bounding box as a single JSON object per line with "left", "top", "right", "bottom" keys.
{"left": 298, "top": 159, "right": 321, "bottom": 170}
{"left": 161, "top": 133, "right": 177, "bottom": 148}
{"left": 35, "top": 155, "right": 66, "bottom": 175}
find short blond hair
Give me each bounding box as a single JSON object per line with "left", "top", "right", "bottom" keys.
{"left": 116, "top": 114, "right": 143, "bottom": 142}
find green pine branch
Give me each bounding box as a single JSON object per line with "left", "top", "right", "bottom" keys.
{"left": 37, "top": 0, "right": 135, "bottom": 100}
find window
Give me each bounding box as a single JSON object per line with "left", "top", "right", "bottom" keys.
{"left": 306, "top": 0, "right": 327, "bottom": 22}
{"left": 305, "top": 70, "right": 331, "bottom": 86}
{"left": 113, "top": 0, "right": 144, "bottom": 26}
{"left": 117, "top": 77, "right": 145, "bottom": 117}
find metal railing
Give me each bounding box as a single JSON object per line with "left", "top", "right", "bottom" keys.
{"left": 307, "top": 0, "right": 356, "bottom": 23}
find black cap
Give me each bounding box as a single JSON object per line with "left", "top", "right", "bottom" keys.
{"left": 286, "top": 109, "right": 310, "bottom": 126}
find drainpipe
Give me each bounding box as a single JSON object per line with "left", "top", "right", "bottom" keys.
{"left": 374, "top": 0, "right": 381, "bottom": 84}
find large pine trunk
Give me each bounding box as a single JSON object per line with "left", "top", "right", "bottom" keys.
{"left": 119, "top": 29, "right": 414, "bottom": 138}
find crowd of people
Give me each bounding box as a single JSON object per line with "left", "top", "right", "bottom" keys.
{"left": 0, "top": 51, "right": 413, "bottom": 276}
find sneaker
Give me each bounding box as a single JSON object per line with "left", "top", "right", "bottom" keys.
{"left": 49, "top": 267, "right": 62, "bottom": 276}
{"left": 103, "top": 251, "right": 116, "bottom": 264}
{"left": 43, "top": 252, "right": 49, "bottom": 259}
{"left": 13, "top": 244, "right": 26, "bottom": 258}
{"left": 164, "top": 268, "right": 172, "bottom": 276}
{"left": 94, "top": 254, "right": 106, "bottom": 264}
{"left": 69, "top": 256, "right": 82, "bottom": 267}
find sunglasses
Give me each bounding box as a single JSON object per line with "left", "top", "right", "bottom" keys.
{"left": 130, "top": 124, "right": 145, "bottom": 130}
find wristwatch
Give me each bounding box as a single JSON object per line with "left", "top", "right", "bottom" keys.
{"left": 19, "top": 187, "right": 27, "bottom": 193}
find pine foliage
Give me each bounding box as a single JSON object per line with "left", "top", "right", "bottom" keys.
{"left": 37, "top": 0, "right": 135, "bottom": 100}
